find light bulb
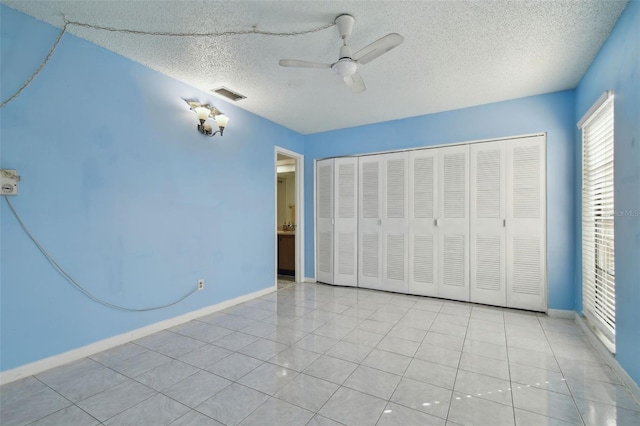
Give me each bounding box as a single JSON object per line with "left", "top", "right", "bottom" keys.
{"left": 332, "top": 59, "right": 357, "bottom": 78}
{"left": 195, "top": 107, "right": 210, "bottom": 121}
{"left": 215, "top": 114, "right": 229, "bottom": 128}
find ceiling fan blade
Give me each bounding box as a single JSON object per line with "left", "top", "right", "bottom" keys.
{"left": 343, "top": 72, "right": 366, "bottom": 93}
{"left": 353, "top": 33, "right": 404, "bottom": 65}
{"left": 279, "top": 59, "right": 331, "bottom": 69}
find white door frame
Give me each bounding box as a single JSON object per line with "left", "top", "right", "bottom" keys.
{"left": 275, "top": 147, "right": 304, "bottom": 285}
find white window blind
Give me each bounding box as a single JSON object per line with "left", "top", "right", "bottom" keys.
{"left": 580, "top": 91, "right": 615, "bottom": 349}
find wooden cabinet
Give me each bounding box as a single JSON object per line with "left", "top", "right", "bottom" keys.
{"left": 278, "top": 234, "right": 295, "bottom": 276}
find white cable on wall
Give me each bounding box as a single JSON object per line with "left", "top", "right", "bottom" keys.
{"left": 0, "top": 22, "right": 68, "bottom": 108}
{"left": 0, "top": 15, "right": 330, "bottom": 307}
{"left": 2, "top": 196, "right": 199, "bottom": 312}
{"left": 64, "top": 18, "right": 334, "bottom": 38}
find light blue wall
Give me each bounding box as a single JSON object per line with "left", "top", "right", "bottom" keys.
{"left": 2, "top": 2, "right": 637, "bottom": 387}
{"left": 575, "top": 1, "right": 640, "bottom": 385}
{"left": 0, "top": 6, "right": 304, "bottom": 371}
{"left": 304, "top": 91, "right": 577, "bottom": 311}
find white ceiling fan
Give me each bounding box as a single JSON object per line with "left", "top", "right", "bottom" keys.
{"left": 279, "top": 14, "right": 404, "bottom": 93}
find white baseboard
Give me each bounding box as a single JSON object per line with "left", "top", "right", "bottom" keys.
{"left": 573, "top": 312, "right": 640, "bottom": 405}
{"left": 0, "top": 286, "right": 275, "bottom": 385}
{"left": 547, "top": 309, "right": 575, "bottom": 319}
{"left": 304, "top": 277, "right": 317, "bottom": 283}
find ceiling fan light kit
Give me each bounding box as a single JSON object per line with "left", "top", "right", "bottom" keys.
{"left": 332, "top": 59, "right": 358, "bottom": 78}
{"left": 279, "top": 13, "right": 404, "bottom": 93}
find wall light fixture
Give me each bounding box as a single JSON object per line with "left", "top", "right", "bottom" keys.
{"left": 184, "top": 100, "right": 229, "bottom": 137}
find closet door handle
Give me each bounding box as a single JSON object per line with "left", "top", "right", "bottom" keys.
{"left": 435, "top": 219, "right": 440, "bottom": 227}
{"left": 503, "top": 219, "right": 506, "bottom": 227}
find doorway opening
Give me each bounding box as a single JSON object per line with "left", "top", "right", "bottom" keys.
{"left": 275, "top": 147, "right": 304, "bottom": 288}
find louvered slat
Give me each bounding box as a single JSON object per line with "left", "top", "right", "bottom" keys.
{"left": 513, "top": 146, "right": 540, "bottom": 218}
{"left": 409, "top": 150, "right": 437, "bottom": 297}
{"left": 362, "top": 161, "right": 379, "bottom": 219}
{"left": 505, "top": 136, "right": 545, "bottom": 311}
{"left": 443, "top": 235, "right": 465, "bottom": 287}
{"left": 338, "top": 163, "right": 356, "bottom": 219}
{"left": 318, "top": 231, "right": 332, "bottom": 273}
{"left": 413, "top": 235, "right": 433, "bottom": 284}
{"left": 443, "top": 153, "right": 466, "bottom": 218}
{"left": 316, "top": 159, "right": 334, "bottom": 284}
{"left": 338, "top": 232, "right": 355, "bottom": 275}
{"left": 470, "top": 141, "right": 505, "bottom": 306}
{"left": 413, "top": 156, "right": 434, "bottom": 218}
{"left": 387, "top": 159, "right": 405, "bottom": 218}
{"left": 512, "top": 237, "right": 541, "bottom": 295}
{"left": 362, "top": 233, "right": 379, "bottom": 278}
{"left": 438, "top": 145, "right": 469, "bottom": 301}
{"left": 386, "top": 234, "right": 405, "bottom": 280}
{"left": 476, "top": 236, "right": 502, "bottom": 291}
{"left": 581, "top": 94, "right": 615, "bottom": 345}
{"left": 318, "top": 164, "right": 333, "bottom": 219}
{"left": 334, "top": 157, "right": 358, "bottom": 287}
{"left": 476, "top": 150, "right": 501, "bottom": 218}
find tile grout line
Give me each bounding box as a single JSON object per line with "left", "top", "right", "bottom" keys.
{"left": 362, "top": 296, "right": 422, "bottom": 426}
{"left": 292, "top": 287, "right": 383, "bottom": 424}
{"left": 503, "top": 309, "right": 518, "bottom": 426}
{"left": 12, "top": 284, "right": 636, "bottom": 425}
{"left": 29, "top": 376, "right": 102, "bottom": 426}
{"left": 182, "top": 285, "right": 292, "bottom": 426}
{"left": 442, "top": 303, "right": 471, "bottom": 426}
{"left": 309, "top": 293, "right": 394, "bottom": 425}
{"left": 538, "top": 316, "right": 588, "bottom": 426}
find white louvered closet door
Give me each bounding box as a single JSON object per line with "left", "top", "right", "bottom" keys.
{"left": 334, "top": 157, "right": 358, "bottom": 287}
{"left": 382, "top": 152, "right": 409, "bottom": 293}
{"left": 358, "top": 156, "right": 383, "bottom": 289}
{"left": 408, "top": 150, "right": 438, "bottom": 296}
{"left": 316, "top": 159, "right": 334, "bottom": 284}
{"left": 438, "top": 145, "right": 470, "bottom": 301}
{"left": 506, "top": 136, "right": 546, "bottom": 311}
{"left": 470, "top": 141, "right": 506, "bottom": 306}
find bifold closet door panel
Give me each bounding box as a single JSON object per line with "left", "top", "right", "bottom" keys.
{"left": 334, "top": 157, "right": 358, "bottom": 287}
{"left": 437, "top": 145, "right": 470, "bottom": 302}
{"left": 470, "top": 141, "right": 506, "bottom": 306}
{"left": 408, "top": 150, "right": 438, "bottom": 297}
{"left": 382, "top": 152, "right": 409, "bottom": 294}
{"left": 320, "top": 134, "right": 546, "bottom": 311}
{"left": 358, "top": 156, "right": 383, "bottom": 289}
{"left": 316, "top": 159, "right": 334, "bottom": 284}
{"left": 506, "top": 136, "right": 546, "bottom": 311}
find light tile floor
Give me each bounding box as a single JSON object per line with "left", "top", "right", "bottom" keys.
{"left": 2, "top": 283, "right": 640, "bottom": 425}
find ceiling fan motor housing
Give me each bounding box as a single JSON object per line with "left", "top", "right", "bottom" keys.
{"left": 333, "top": 44, "right": 357, "bottom": 77}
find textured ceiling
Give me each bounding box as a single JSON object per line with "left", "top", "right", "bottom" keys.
{"left": 3, "top": 1, "right": 628, "bottom": 134}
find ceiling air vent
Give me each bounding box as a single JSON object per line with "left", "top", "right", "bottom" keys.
{"left": 212, "top": 87, "right": 246, "bottom": 101}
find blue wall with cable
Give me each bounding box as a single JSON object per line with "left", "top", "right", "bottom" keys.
{"left": 0, "top": 5, "right": 304, "bottom": 371}
{"left": 2, "top": 2, "right": 639, "bottom": 389}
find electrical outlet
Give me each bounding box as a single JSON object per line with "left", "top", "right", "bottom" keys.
{"left": 197, "top": 279, "right": 204, "bottom": 290}
{"left": 1, "top": 169, "right": 20, "bottom": 195}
